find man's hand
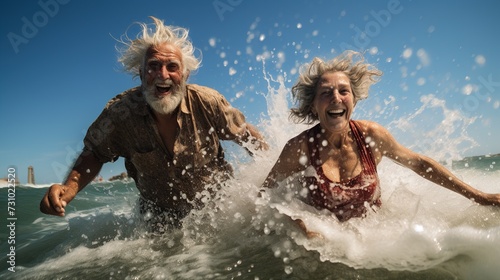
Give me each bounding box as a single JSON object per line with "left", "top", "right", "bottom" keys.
{"left": 40, "top": 184, "right": 77, "bottom": 216}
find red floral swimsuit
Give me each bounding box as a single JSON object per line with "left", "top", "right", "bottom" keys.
{"left": 304, "top": 120, "right": 381, "bottom": 221}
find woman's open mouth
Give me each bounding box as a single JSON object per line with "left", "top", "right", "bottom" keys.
{"left": 327, "top": 109, "right": 346, "bottom": 118}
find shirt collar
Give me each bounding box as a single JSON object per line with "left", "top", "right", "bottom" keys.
{"left": 181, "top": 91, "right": 191, "bottom": 115}
{"left": 179, "top": 91, "right": 190, "bottom": 115}
{"left": 135, "top": 88, "right": 150, "bottom": 116}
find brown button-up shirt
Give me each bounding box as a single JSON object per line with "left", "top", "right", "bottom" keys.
{"left": 83, "top": 84, "right": 249, "bottom": 212}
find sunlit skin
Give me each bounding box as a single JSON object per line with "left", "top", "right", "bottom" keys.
{"left": 312, "top": 72, "right": 361, "bottom": 183}
{"left": 313, "top": 72, "right": 354, "bottom": 141}
{"left": 142, "top": 43, "right": 184, "bottom": 100}
{"left": 39, "top": 43, "right": 188, "bottom": 215}
{"left": 263, "top": 70, "right": 500, "bottom": 238}
{"left": 39, "top": 43, "right": 187, "bottom": 216}
{"left": 40, "top": 42, "right": 269, "bottom": 217}
{"left": 141, "top": 43, "right": 185, "bottom": 156}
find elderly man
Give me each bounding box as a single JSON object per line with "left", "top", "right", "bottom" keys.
{"left": 40, "top": 17, "right": 267, "bottom": 229}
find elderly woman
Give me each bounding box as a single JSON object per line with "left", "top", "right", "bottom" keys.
{"left": 262, "top": 51, "right": 500, "bottom": 237}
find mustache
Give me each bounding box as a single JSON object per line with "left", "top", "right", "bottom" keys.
{"left": 154, "top": 79, "right": 174, "bottom": 87}
{"left": 142, "top": 79, "right": 176, "bottom": 98}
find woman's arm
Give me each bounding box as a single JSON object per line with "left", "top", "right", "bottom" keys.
{"left": 262, "top": 134, "right": 309, "bottom": 188}
{"left": 366, "top": 121, "right": 500, "bottom": 206}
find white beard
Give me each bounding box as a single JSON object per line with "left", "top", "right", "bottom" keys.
{"left": 143, "top": 79, "right": 186, "bottom": 115}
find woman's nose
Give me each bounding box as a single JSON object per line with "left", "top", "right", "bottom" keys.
{"left": 331, "top": 91, "right": 342, "bottom": 103}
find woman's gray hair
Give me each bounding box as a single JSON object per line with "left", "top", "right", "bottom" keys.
{"left": 117, "top": 16, "right": 201, "bottom": 78}
{"left": 290, "top": 50, "right": 382, "bottom": 124}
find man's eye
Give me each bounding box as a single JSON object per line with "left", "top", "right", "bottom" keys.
{"left": 148, "top": 62, "right": 161, "bottom": 71}
{"left": 167, "top": 64, "right": 179, "bottom": 71}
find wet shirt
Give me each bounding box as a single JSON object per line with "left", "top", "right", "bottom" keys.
{"left": 303, "top": 121, "right": 381, "bottom": 221}
{"left": 83, "top": 84, "right": 249, "bottom": 213}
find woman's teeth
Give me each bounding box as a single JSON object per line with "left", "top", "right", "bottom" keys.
{"left": 327, "top": 109, "right": 345, "bottom": 117}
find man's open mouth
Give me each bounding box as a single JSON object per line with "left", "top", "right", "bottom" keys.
{"left": 156, "top": 85, "right": 172, "bottom": 93}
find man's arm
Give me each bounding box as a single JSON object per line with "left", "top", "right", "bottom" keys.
{"left": 40, "top": 150, "right": 104, "bottom": 216}
{"left": 245, "top": 123, "right": 269, "bottom": 151}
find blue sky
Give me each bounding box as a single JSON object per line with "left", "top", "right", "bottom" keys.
{"left": 2, "top": 0, "right": 499, "bottom": 184}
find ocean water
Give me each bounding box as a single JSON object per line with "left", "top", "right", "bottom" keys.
{"left": 2, "top": 79, "right": 499, "bottom": 280}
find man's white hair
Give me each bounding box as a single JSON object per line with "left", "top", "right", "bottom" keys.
{"left": 117, "top": 16, "right": 201, "bottom": 78}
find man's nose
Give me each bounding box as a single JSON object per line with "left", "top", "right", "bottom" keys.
{"left": 158, "top": 65, "right": 170, "bottom": 79}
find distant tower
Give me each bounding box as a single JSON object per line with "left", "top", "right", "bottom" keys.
{"left": 28, "top": 166, "right": 35, "bottom": 185}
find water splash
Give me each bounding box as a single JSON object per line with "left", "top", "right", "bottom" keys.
{"left": 6, "top": 72, "right": 500, "bottom": 280}
{"left": 388, "top": 93, "right": 478, "bottom": 164}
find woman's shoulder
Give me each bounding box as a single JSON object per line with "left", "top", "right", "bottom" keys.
{"left": 283, "top": 126, "right": 316, "bottom": 150}
{"left": 352, "top": 120, "right": 392, "bottom": 141}
{"left": 290, "top": 124, "right": 320, "bottom": 141}
{"left": 352, "top": 119, "right": 386, "bottom": 133}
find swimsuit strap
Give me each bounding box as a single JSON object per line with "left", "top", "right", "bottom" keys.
{"left": 349, "top": 120, "right": 377, "bottom": 175}
{"left": 306, "top": 124, "right": 323, "bottom": 168}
